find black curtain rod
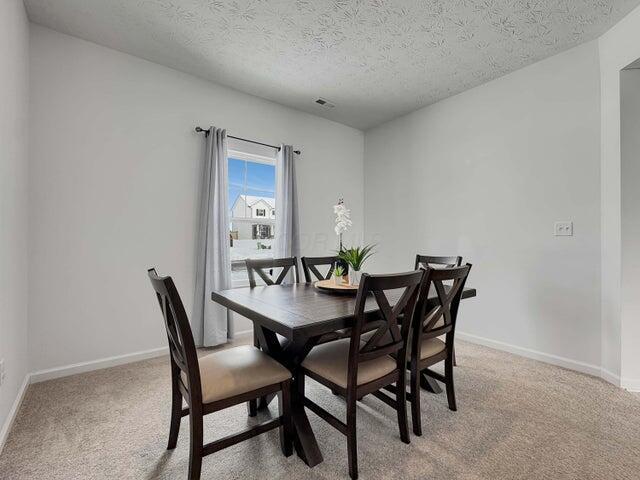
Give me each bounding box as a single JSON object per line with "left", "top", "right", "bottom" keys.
{"left": 195, "top": 127, "right": 301, "bottom": 155}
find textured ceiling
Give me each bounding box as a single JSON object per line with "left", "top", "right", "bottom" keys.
{"left": 25, "top": 0, "right": 640, "bottom": 129}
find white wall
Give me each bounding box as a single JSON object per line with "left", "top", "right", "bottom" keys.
{"left": 28, "top": 25, "right": 364, "bottom": 373}
{"left": 0, "top": 0, "right": 30, "bottom": 447}
{"left": 599, "top": 4, "right": 640, "bottom": 390}
{"left": 620, "top": 68, "right": 640, "bottom": 391}
{"left": 364, "top": 41, "right": 603, "bottom": 372}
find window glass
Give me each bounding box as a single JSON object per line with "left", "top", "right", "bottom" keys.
{"left": 228, "top": 154, "right": 276, "bottom": 286}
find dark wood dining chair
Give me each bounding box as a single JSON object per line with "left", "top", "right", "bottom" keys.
{"left": 245, "top": 257, "right": 299, "bottom": 287}
{"left": 299, "top": 270, "right": 424, "bottom": 479}
{"left": 244, "top": 257, "right": 299, "bottom": 415}
{"left": 414, "top": 255, "right": 463, "bottom": 365}
{"left": 301, "top": 255, "right": 339, "bottom": 282}
{"left": 414, "top": 254, "right": 463, "bottom": 269}
{"left": 301, "top": 255, "right": 363, "bottom": 346}
{"left": 147, "top": 268, "right": 293, "bottom": 480}
{"left": 407, "top": 264, "right": 471, "bottom": 436}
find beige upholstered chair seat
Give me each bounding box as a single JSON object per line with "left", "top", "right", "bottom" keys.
{"left": 334, "top": 320, "right": 382, "bottom": 338}
{"left": 365, "top": 335, "right": 444, "bottom": 361}
{"left": 182, "top": 345, "right": 291, "bottom": 404}
{"left": 421, "top": 310, "right": 445, "bottom": 329}
{"left": 301, "top": 339, "right": 397, "bottom": 389}
{"left": 315, "top": 320, "right": 383, "bottom": 345}
{"left": 418, "top": 338, "right": 446, "bottom": 360}
{"left": 361, "top": 317, "right": 445, "bottom": 343}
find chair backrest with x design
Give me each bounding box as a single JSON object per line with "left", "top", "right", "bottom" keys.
{"left": 301, "top": 255, "right": 339, "bottom": 283}
{"left": 245, "top": 257, "right": 299, "bottom": 287}
{"left": 346, "top": 270, "right": 424, "bottom": 391}
{"left": 416, "top": 264, "right": 472, "bottom": 344}
{"left": 147, "top": 268, "right": 202, "bottom": 404}
{"left": 414, "top": 254, "right": 463, "bottom": 270}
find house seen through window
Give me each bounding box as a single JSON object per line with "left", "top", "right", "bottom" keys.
{"left": 228, "top": 149, "right": 276, "bottom": 285}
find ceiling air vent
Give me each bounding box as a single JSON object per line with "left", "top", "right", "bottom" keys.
{"left": 315, "top": 97, "right": 335, "bottom": 108}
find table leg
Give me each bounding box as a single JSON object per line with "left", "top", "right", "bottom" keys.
{"left": 247, "top": 399, "right": 258, "bottom": 417}
{"left": 291, "top": 373, "right": 323, "bottom": 466}
{"left": 251, "top": 326, "right": 324, "bottom": 467}
{"left": 420, "top": 372, "right": 443, "bottom": 394}
{"left": 283, "top": 337, "right": 324, "bottom": 466}
{"left": 254, "top": 326, "right": 282, "bottom": 410}
{"left": 258, "top": 393, "right": 277, "bottom": 409}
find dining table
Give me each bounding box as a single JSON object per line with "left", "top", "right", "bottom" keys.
{"left": 211, "top": 282, "right": 476, "bottom": 467}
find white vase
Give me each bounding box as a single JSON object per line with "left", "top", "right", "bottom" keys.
{"left": 333, "top": 275, "right": 344, "bottom": 286}
{"left": 349, "top": 269, "right": 362, "bottom": 286}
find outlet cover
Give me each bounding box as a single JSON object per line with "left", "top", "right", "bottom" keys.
{"left": 554, "top": 221, "right": 573, "bottom": 236}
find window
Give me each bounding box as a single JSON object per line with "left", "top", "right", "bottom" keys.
{"left": 253, "top": 224, "right": 272, "bottom": 239}
{"left": 228, "top": 148, "right": 276, "bottom": 286}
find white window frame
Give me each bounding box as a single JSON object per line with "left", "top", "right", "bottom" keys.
{"left": 228, "top": 149, "right": 276, "bottom": 166}
{"left": 228, "top": 147, "right": 277, "bottom": 288}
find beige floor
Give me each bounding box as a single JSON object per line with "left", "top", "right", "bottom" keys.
{"left": 1, "top": 340, "right": 639, "bottom": 480}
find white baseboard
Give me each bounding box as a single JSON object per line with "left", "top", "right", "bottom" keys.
{"left": 600, "top": 368, "right": 621, "bottom": 387}
{"left": 30, "top": 346, "right": 168, "bottom": 384}
{"left": 0, "top": 374, "right": 30, "bottom": 455}
{"left": 457, "top": 332, "right": 640, "bottom": 391}
{"left": 29, "top": 333, "right": 257, "bottom": 385}
{"left": 230, "top": 329, "right": 253, "bottom": 340}
{"left": 621, "top": 378, "right": 640, "bottom": 392}
{"left": 457, "top": 331, "right": 604, "bottom": 378}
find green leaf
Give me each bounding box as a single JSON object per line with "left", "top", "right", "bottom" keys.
{"left": 336, "top": 244, "right": 376, "bottom": 271}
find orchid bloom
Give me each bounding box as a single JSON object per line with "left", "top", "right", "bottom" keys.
{"left": 334, "top": 201, "right": 352, "bottom": 236}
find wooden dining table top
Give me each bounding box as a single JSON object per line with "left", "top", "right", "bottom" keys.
{"left": 211, "top": 282, "right": 477, "bottom": 342}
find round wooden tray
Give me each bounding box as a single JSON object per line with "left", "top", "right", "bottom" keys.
{"left": 314, "top": 279, "right": 359, "bottom": 295}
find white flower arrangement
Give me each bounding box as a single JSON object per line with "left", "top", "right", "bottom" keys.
{"left": 333, "top": 199, "right": 352, "bottom": 249}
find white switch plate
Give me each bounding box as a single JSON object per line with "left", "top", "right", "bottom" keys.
{"left": 554, "top": 221, "right": 573, "bottom": 236}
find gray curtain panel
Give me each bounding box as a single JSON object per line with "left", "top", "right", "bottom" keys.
{"left": 192, "top": 127, "right": 232, "bottom": 347}
{"left": 274, "top": 145, "right": 300, "bottom": 279}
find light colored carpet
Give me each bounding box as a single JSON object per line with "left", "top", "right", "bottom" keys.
{"left": 1, "top": 340, "right": 639, "bottom": 480}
